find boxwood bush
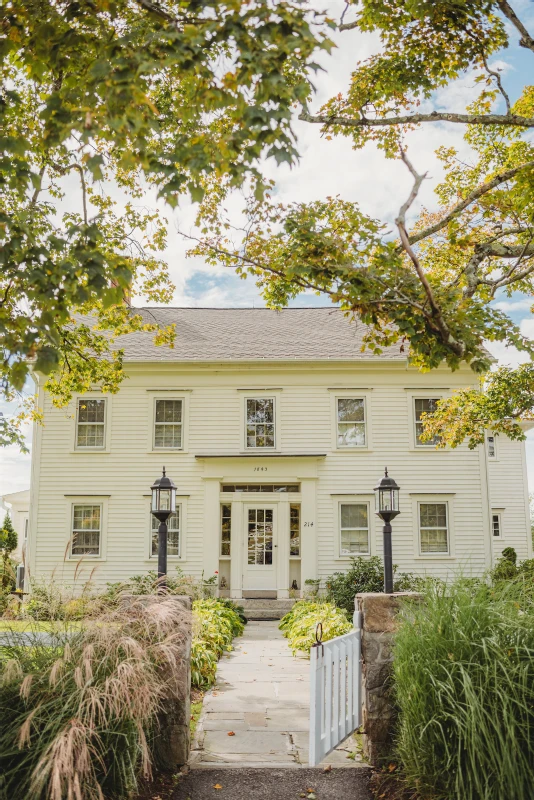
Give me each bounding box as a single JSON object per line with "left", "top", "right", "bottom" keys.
{"left": 324, "top": 556, "right": 422, "bottom": 615}
{"left": 393, "top": 579, "right": 534, "bottom": 800}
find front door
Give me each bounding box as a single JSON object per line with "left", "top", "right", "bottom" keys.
{"left": 243, "top": 505, "right": 277, "bottom": 590}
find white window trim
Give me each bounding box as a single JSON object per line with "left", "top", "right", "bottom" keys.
{"left": 335, "top": 497, "right": 372, "bottom": 559}
{"left": 147, "top": 498, "right": 186, "bottom": 561}
{"left": 407, "top": 393, "right": 445, "bottom": 451}
{"left": 67, "top": 497, "right": 108, "bottom": 560}
{"left": 491, "top": 509, "right": 503, "bottom": 539}
{"left": 148, "top": 393, "right": 189, "bottom": 453}
{"left": 73, "top": 395, "right": 111, "bottom": 452}
{"left": 412, "top": 495, "right": 455, "bottom": 559}
{"left": 241, "top": 394, "right": 279, "bottom": 452}
{"left": 486, "top": 433, "right": 499, "bottom": 462}
{"left": 332, "top": 393, "right": 371, "bottom": 451}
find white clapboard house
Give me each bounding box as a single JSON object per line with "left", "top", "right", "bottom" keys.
{"left": 27, "top": 308, "right": 532, "bottom": 603}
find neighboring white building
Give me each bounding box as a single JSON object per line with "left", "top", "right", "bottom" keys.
{"left": 1, "top": 489, "right": 30, "bottom": 564}
{"left": 27, "top": 308, "right": 532, "bottom": 596}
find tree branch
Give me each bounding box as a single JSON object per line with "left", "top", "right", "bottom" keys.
{"left": 497, "top": 0, "right": 534, "bottom": 53}
{"left": 480, "top": 51, "right": 511, "bottom": 114}
{"left": 403, "top": 160, "right": 534, "bottom": 248}
{"left": 299, "top": 109, "right": 534, "bottom": 129}
{"left": 396, "top": 151, "right": 466, "bottom": 357}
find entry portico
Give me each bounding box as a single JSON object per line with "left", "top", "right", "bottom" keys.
{"left": 200, "top": 455, "right": 323, "bottom": 599}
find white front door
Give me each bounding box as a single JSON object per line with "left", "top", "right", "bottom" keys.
{"left": 243, "top": 504, "right": 277, "bottom": 590}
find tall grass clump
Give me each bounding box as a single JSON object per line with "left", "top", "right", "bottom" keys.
{"left": 393, "top": 579, "right": 534, "bottom": 800}
{"left": 0, "top": 594, "right": 190, "bottom": 800}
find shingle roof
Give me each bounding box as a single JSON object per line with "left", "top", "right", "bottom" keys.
{"left": 116, "top": 307, "right": 407, "bottom": 362}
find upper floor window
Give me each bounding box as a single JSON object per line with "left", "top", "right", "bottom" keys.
{"left": 246, "top": 398, "right": 275, "bottom": 448}
{"left": 76, "top": 398, "right": 106, "bottom": 449}
{"left": 340, "top": 503, "right": 370, "bottom": 555}
{"left": 487, "top": 435, "right": 497, "bottom": 459}
{"left": 419, "top": 502, "right": 449, "bottom": 554}
{"left": 414, "top": 398, "right": 440, "bottom": 446}
{"left": 71, "top": 504, "right": 101, "bottom": 556}
{"left": 337, "top": 398, "right": 366, "bottom": 447}
{"left": 151, "top": 508, "right": 180, "bottom": 557}
{"left": 154, "top": 399, "right": 183, "bottom": 449}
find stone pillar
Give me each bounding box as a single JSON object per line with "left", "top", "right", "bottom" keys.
{"left": 152, "top": 596, "right": 192, "bottom": 770}
{"left": 356, "top": 592, "right": 421, "bottom": 765}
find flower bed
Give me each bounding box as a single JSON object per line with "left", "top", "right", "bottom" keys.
{"left": 279, "top": 600, "right": 352, "bottom": 655}
{"left": 191, "top": 598, "right": 245, "bottom": 688}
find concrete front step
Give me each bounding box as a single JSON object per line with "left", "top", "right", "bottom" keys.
{"left": 239, "top": 599, "right": 296, "bottom": 620}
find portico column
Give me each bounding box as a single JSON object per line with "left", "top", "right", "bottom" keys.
{"left": 230, "top": 498, "right": 243, "bottom": 599}
{"left": 276, "top": 495, "right": 290, "bottom": 599}
{"left": 300, "top": 478, "right": 318, "bottom": 592}
{"left": 202, "top": 478, "right": 221, "bottom": 586}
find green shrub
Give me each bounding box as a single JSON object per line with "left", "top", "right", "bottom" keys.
{"left": 393, "top": 579, "right": 534, "bottom": 800}
{"left": 0, "top": 596, "right": 190, "bottom": 800}
{"left": 279, "top": 600, "right": 352, "bottom": 654}
{"left": 324, "top": 557, "right": 422, "bottom": 615}
{"left": 190, "top": 598, "right": 244, "bottom": 688}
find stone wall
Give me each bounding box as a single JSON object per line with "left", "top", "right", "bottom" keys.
{"left": 132, "top": 595, "right": 192, "bottom": 769}
{"left": 356, "top": 592, "right": 421, "bottom": 765}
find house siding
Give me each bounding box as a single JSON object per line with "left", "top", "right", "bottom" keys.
{"left": 28, "top": 361, "right": 532, "bottom": 592}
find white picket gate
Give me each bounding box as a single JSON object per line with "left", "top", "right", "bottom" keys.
{"left": 309, "top": 613, "right": 362, "bottom": 766}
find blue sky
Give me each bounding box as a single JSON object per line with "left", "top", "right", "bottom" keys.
{"left": 1, "top": 0, "right": 534, "bottom": 499}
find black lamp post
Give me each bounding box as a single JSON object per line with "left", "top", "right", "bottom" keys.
{"left": 374, "top": 468, "right": 400, "bottom": 594}
{"left": 150, "top": 467, "right": 177, "bottom": 592}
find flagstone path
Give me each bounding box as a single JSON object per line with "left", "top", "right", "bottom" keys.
{"left": 189, "top": 620, "right": 366, "bottom": 769}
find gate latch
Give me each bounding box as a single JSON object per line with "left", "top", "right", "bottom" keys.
{"left": 311, "top": 622, "right": 324, "bottom": 655}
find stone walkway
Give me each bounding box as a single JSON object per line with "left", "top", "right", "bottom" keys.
{"left": 190, "top": 620, "right": 365, "bottom": 769}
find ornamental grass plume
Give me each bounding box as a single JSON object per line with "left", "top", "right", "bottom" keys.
{"left": 0, "top": 592, "right": 190, "bottom": 800}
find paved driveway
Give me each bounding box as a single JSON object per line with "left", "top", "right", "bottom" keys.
{"left": 190, "top": 620, "right": 365, "bottom": 769}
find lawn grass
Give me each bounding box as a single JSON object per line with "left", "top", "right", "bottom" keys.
{"left": 0, "top": 620, "right": 83, "bottom": 632}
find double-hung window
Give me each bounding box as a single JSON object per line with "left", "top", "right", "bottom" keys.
{"left": 414, "top": 398, "right": 440, "bottom": 446}
{"left": 76, "top": 398, "right": 106, "bottom": 449}
{"left": 151, "top": 508, "right": 180, "bottom": 557}
{"left": 71, "top": 504, "right": 102, "bottom": 556}
{"left": 337, "top": 398, "right": 366, "bottom": 447}
{"left": 487, "top": 435, "right": 497, "bottom": 459}
{"left": 419, "top": 502, "right": 449, "bottom": 554}
{"left": 154, "top": 399, "right": 183, "bottom": 449}
{"left": 340, "top": 503, "right": 369, "bottom": 555}
{"left": 246, "top": 398, "right": 275, "bottom": 448}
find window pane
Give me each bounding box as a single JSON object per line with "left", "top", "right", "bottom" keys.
{"left": 154, "top": 400, "right": 182, "bottom": 449}
{"left": 338, "top": 398, "right": 364, "bottom": 422}
{"left": 221, "top": 504, "right": 231, "bottom": 556}
{"left": 151, "top": 509, "right": 180, "bottom": 556}
{"left": 246, "top": 399, "right": 275, "bottom": 448}
{"left": 338, "top": 423, "right": 366, "bottom": 448}
{"left": 341, "top": 504, "right": 368, "bottom": 529}
{"left": 337, "top": 399, "right": 366, "bottom": 447}
{"left": 415, "top": 399, "right": 440, "bottom": 446}
{"left": 290, "top": 504, "right": 300, "bottom": 556}
{"left": 78, "top": 399, "right": 105, "bottom": 423}
{"left": 72, "top": 505, "right": 101, "bottom": 555}
{"left": 419, "top": 503, "right": 448, "bottom": 553}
